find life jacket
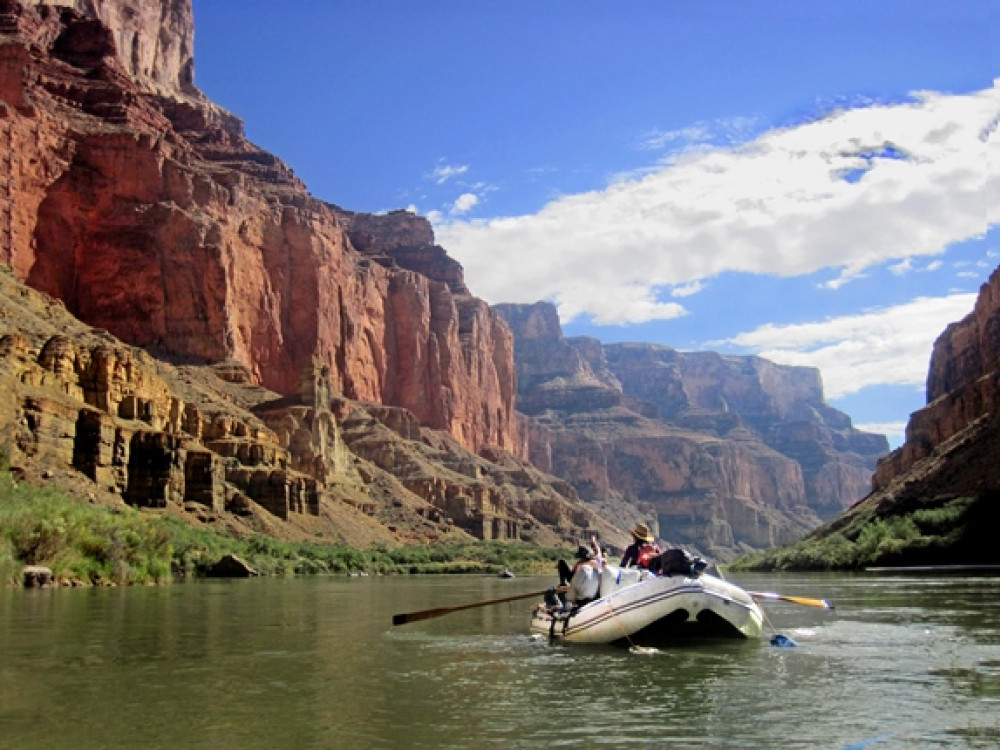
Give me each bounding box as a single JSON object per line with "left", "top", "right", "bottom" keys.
{"left": 636, "top": 543, "right": 659, "bottom": 569}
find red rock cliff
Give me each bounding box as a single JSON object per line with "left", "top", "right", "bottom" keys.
{"left": 496, "top": 301, "right": 888, "bottom": 561}
{"left": 0, "top": 0, "right": 518, "bottom": 455}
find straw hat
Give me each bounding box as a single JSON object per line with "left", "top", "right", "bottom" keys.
{"left": 630, "top": 522, "right": 654, "bottom": 543}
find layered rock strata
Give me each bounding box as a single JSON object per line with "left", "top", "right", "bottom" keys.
{"left": 496, "top": 301, "right": 888, "bottom": 560}
{"left": 0, "top": 0, "right": 892, "bottom": 560}
{"left": 0, "top": 267, "right": 611, "bottom": 547}
{"left": 0, "top": 0, "right": 517, "bottom": 458}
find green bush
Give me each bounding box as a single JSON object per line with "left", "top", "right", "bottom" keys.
{"left": 0, "top": 471, "right": 173, "bottom": 585}
{"left": 730, "top": 493, "right": 987, "bottom": 572}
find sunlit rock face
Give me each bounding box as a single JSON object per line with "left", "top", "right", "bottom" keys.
{"left": 0, "top": 264, "right": 618, "bottom": 549}
{"left": 496, "top": 301, "right": 887, "bottom": 560}
{"left": 0, "top": 0, "right": 618, "bottom": 551}
{"left": 0, "top": 0, "right": 518, "bottom": 457}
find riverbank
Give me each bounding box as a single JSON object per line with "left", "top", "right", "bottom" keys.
{"left": 730, "top": 492, "right": 998, "bottom": 572}
{"left": 0, "top": 466, "right": 565, "bottom": 587}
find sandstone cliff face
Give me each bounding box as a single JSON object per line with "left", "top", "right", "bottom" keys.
{"left": 0, "top": 0, "right": 517, "bottom": 457}
{"left": 873, "top": 265, "right": 1000, "bottom": 491}
{"left": 0, "top": 0, "right": 893, "bottom": 560}
{"left": 0, "top": 267, "right": 611, "bottom": 548}
{"left": 496, "top": 301, "right": 887, "bottom": 560}
{"left": 0, "top": 0, "right": 620, "bottom": 551}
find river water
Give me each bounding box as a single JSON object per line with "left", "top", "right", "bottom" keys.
{"left": 1, "top": 572, "right": 998, "bottom": 749}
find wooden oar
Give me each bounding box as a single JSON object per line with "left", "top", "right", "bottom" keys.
{"left": 748, "top": 591, "right": 835, "bottom": 609}
{"left": 392, "top": 586, "right": 566, "bottom": 626}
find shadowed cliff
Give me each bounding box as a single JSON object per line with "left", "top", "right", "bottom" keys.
{"left": 734, "top": 266, "right": 1000, "bottom": 570}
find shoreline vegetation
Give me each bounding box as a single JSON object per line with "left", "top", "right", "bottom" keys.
{"left": 9, "top": 446, "right": 995, "bottom": 586}
{"left": 0, "top": 457, "right": 565, "bottom": 588}
{"left": 730, "top": 493, "right": 995, "bottom": 572}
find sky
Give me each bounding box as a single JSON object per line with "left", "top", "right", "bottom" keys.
{"left": 191, "top": 1, "right": 999, "bottom": 449}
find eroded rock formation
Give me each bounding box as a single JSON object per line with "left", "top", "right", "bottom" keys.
{"left": 0, "top": 1, "right": 890, "bottom": 560}
{"left": 0, "top": 267, "right": 612, "bottom": 547}
{"left": 0, "top": 0, "right": 516, "bottom": 458}
{"left": 496, "top": 301, "right": 888, "bottom": 560}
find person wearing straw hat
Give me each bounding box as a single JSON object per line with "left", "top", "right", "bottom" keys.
{"left": 621, "top": 522, "right": 661, "bottom": 569}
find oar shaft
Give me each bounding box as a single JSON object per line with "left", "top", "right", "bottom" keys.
{"left": 393, "top": 586, "right": 565, "bottom": 626}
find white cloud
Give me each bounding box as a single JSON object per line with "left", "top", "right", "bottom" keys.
{"left": 429, "top": 163, "right": 469, "bottom": 184}
{"left": 889, "top": 258, "right": 914, "bottom": 275}
{"left": 670, "top": 279, "right": 705, "bottom": 298}
{"left": 434, "top": 82, "right": 999, "bottom": 325}
{"left": 638, "top": 115, "right": 765, "bottom": 152}
{"left": 450, "top": 193, "right": 479, "bottom": 215}
{"left": 639, "top": 123, "right": 713, "bottom": 151}
{"left": 887, "top": 256, "right": 943, "bottom": 276}
{"left": 719, "top": 293, "right": 978, "bottom": 399}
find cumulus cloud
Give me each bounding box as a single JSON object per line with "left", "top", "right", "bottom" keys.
{"left": 434, "top": 82, "right": 999, "bottom": 325}
{"left": 450, "top": 192, "right": 479, "bottom": 215}
{"left": 719, "top": 293, "right": 978, "bottom": 399}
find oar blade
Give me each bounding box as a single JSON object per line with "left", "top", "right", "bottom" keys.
{"left": 749, "top": 591, "right": 835, "bottom": 609}
{"left": 393, "top": 608, "right": 449, "bottom": 626}
{"left": 786, "top": 595, "right": 834, "bottom": 609}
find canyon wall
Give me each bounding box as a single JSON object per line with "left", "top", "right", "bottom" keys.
{"left": 0, "top": 0, "right": 619, "bottom": 551}
{"left": 496, "top": 301, "right": 887, "bottom": 560}
{"left": 873, "top": 265, "right": 1000, "bottom": 492}
{"left": 0, "top": 265, "right": 612, "bottom": 548}
{"left": 0, "top": 0, "right": 517, "bottom": 457}
{"left": 0, "top": 1, "right": 896, "bottom": 559}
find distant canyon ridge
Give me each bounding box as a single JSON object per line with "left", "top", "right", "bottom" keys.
{"left": 13, "top": 0, "right": 985, "bottom": 563}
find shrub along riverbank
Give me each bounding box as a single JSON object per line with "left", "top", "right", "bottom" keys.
{"left": 0, "top": 464, "right": 566, "bottom": 587}
{"left": 729, "top": 493, "right": 997, "bottom": 571}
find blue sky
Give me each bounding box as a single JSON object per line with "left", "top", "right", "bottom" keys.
{"left": 192, "top": 1, "right": 999, "bottom": 448}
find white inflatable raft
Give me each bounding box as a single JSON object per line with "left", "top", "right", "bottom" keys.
{"left": 530, "top": 565, "right": 763, "bottom": 644}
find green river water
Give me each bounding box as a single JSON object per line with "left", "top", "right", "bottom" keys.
{"left": 1, "top": 572, "right": 998, "bottom": 749}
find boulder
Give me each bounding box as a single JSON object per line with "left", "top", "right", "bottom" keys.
{"left": 22, "top": 565, "right": 53, "bottom": 587}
